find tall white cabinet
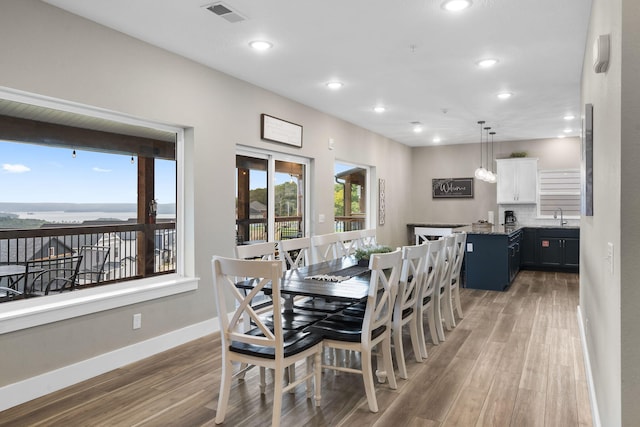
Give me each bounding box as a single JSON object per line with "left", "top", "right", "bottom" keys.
{"left": 496, "top": 158, "right": 538, "bottom": 204}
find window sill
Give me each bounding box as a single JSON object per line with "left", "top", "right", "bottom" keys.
{"left": 0, "top": 275, "right": 199, "bottom": 334}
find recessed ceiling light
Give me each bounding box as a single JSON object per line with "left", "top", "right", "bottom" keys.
{"left": 558, "top": 135, "right": 566, "bottom": 138}
{"left": 477, "top": 58, "right": 499, "bottom": 68}
{"left": 433, "top": 137, "right": 442, "bottom": 143}
{"left": 249, "top": 40, "right": 272, "bottom": 51}
{"left": 373, "top": 106, "right": 386, "bottom": 113}
{"left": 563, "top": 128, "right": 572, "bottom": 133}
{"left": 441, "top": 0, "right": 472, "bottom": 12}
{"left": 497, "top": 92, "right": 513, "bottom": 100}
{"left": 413, "top": 125, "right": 423, "bottom": 133}
{"left": 564, "top": 114, "right": 575, "bottom": 120}
{"left": 326, "top": 81, "right": 343, "bottom": 90}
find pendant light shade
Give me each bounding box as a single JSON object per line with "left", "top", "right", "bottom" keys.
{"left": 474, "top": 120, "right": 487, "bottom": 180}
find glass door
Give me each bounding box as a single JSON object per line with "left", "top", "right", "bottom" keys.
{"left": 236, "top": 150, "right": 308, "bottom": 245}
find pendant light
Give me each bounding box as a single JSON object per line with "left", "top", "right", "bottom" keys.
{"left": 483, "top": 126, "right": 495, "bottom": 183}
{"left": 487, "top": 131, "right": 497, "bottom": 183}
{"left": 474, "top": 120, "right": 487, "bottom": 180}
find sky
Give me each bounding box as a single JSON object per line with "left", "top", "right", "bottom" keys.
{"left": 0, "top": 140, "right": 176, "bottom": 204}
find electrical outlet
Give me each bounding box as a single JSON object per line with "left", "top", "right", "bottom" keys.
{"left": 133, "top": 313, "right": 142, "bottom": 330}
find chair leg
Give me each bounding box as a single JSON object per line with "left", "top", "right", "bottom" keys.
{"left": 382, "top": 335, "right": 397, "bottom": 390}
{"left": 305, "top": 357, "right": 313, "bottom": 398}
{"left": 453, "top": 285, "right": 464, "bottom": 319}
{"left": 426, "top": 304, "right": 440, "bottom": 347}
{"left": 417, "top": 307, "right": 429, "bottom": 359}
{"left": 288, "top": 364, "right": 296, "bottom": 394}
{"left": 434, "top": 295, "right": 446, "bottom": 342}
{"left": 392, "top": 325, "right": 408, "bottom": 380}
{"left": 443, "top": 288, "right": 456, "bottom": 330}
{"left": 215, "top": 358, "right": 234, "bottom": 424}
{"left": 361, "top": 349, "right": 379, "bottom": 413}
{"left": 259, "top": 367, "right": 266, "bottom": 394}
{"left": 409, "top": 317, "right": 423, "bottom": 363}
{"left": 314, "top": 351, "right": 322, "bottom": 407}
{"left": 272, "top": 366, "right": 284, "bottom": 427}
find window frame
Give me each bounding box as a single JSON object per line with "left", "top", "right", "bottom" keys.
{"left": 236, "top": 146, "right": 311, "bottom": 241}
{"left": 537, "top": 168, "right": 581, "bottom": 220}
{"left": 0, "top": 87, "right": 196, "bottom": 335}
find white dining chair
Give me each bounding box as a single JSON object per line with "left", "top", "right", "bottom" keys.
{"left": 417, "top": 238, "right": 445, "bottom": 358}
{"left": 338, "top": 230, "right": 362, "bottom": 256}
{"left": 445, "top": 232, "right": 466, "bottom": 326}
{"left": 277, "top": 237, "right": 311, "bottom": 272}
{"left": 359, "top": 228, "right": 378, "bottom": 248}
{"left": 308, "top": 249, "right": 401, "bottom": 413}
{"left": 393, "top": 242, "right": 428, "bottom": 379}
{"left": 211, "top": 256, "right": 323, "bottom": 426}
{"left": 311, "top": 232, "right": 344, "bottom": 263}
{"left": 436, "top": 235, "right": 457, "bottom": 339}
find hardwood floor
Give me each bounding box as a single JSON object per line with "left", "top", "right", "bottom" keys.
{"left": 0, "top": 270, "right": 592, "bottom": 427}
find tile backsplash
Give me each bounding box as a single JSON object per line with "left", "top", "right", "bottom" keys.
{"left": 497, "top": 204, "right": 580, "bottom": 227}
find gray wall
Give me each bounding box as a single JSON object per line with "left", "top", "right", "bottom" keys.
{"left": 0, "top": 0, "right": 412, "bottom": 386}
{"left": 581, "top": 0, "right": 640, "bottom": 425}
{"left": 409, "top": 137, "right": 581, "bottom": 225}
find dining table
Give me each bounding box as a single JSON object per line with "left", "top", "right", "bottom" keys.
{"left": 235, "top": 256, "right": 372, "bottom": 314}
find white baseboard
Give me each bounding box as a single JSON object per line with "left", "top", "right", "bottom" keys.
{"left": 0, "top": 317, "right": 219, "bottom": 412}
{"left": 577, "top": 305, "right": 601, "bottom": 427}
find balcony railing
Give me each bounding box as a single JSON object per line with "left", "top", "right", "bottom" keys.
{"left": 0, "top": 222, "right": 176, "bottom": 300}
{"left": 335, "top": 216, "right": 366, "bottom": 232}
{"left": 235, "top": 215, "right": 366, "bottom": 243}
{"left": 236, "top": 216, "right": 303, "bottom": 244}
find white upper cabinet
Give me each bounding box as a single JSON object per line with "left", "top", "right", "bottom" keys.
{"left": 496, "top": 158, "right": 538, "bottom": 204}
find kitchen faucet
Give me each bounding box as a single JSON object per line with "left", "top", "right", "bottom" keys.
{"left": 553, "top": 208, "right": 567, "bottom": 227}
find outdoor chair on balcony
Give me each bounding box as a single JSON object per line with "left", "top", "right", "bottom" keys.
{"left": 25, "top": 255, "right": 84, "bottom": 296}
{"left": 76, "top": 246, "right": 110, "bottom": 285}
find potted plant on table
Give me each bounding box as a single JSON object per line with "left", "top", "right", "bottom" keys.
{"left": 354, "top": 245, "right": 393, "bottom": 266}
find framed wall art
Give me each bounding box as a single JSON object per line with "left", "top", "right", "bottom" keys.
{"left": 261, "top": 114, "right": 303, "bottom": 148}
{"left": 432, "top": 177, "right": 474, "bottom": 199}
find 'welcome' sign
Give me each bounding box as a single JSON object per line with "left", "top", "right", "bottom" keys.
{"left": 432, "top": 178, "right": 474, "bottom": 199}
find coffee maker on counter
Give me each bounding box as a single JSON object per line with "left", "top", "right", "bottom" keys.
{"left": 504, "top": 210, "right": 517, "bottom": 225}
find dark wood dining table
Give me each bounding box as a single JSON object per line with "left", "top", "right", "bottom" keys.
{"left": 236, "top": 256, "right": 371, "bottom": 313}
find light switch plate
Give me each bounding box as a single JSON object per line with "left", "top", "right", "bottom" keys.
{"left": 318, "top": 214, "right": 325, "bottom": 223}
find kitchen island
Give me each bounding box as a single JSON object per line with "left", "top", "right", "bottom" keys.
{"left": 461, "top": 224, "right": 524, "bottom": 291}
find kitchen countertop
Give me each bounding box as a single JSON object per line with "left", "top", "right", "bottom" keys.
{"left": 457, "top": 224, "right": 522, "bottom": 235}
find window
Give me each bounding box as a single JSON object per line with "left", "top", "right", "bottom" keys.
{"left": 0, "top": 88, "right": 192, "bottom": 333}
{"left": 236, "top": 149, "right": 308, "bottom": 244}
{"left": 334, "top": 162, "right": 369, "bottom": 231}
{"left": 538, "top": 169, "right": 581, "bottom": 218}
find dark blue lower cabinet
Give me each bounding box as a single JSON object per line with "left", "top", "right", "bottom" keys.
{"left": 464, "top": 232, "right": 521, "bottom": 291}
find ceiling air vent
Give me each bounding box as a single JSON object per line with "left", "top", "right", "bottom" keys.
{"left": 205, "top": 2, "right": 246, "bottom": 23}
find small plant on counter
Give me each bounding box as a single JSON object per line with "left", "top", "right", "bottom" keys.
{"left": 354, "top": 245, "right": 393, "bottom": 265}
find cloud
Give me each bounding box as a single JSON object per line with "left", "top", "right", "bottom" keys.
{"left": 92, "top": 167, "right": 112, "bottom": 173}
{"left": 2, "top": 163, "right": 30, "bottom": 173}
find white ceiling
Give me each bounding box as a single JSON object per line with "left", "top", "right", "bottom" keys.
{"left": 42, "top": 0, "right": 592, "bottom": 147}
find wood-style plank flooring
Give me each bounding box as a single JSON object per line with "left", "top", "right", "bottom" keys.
{"left": 0, "top": 270, "right": 592, "bottom": 426}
